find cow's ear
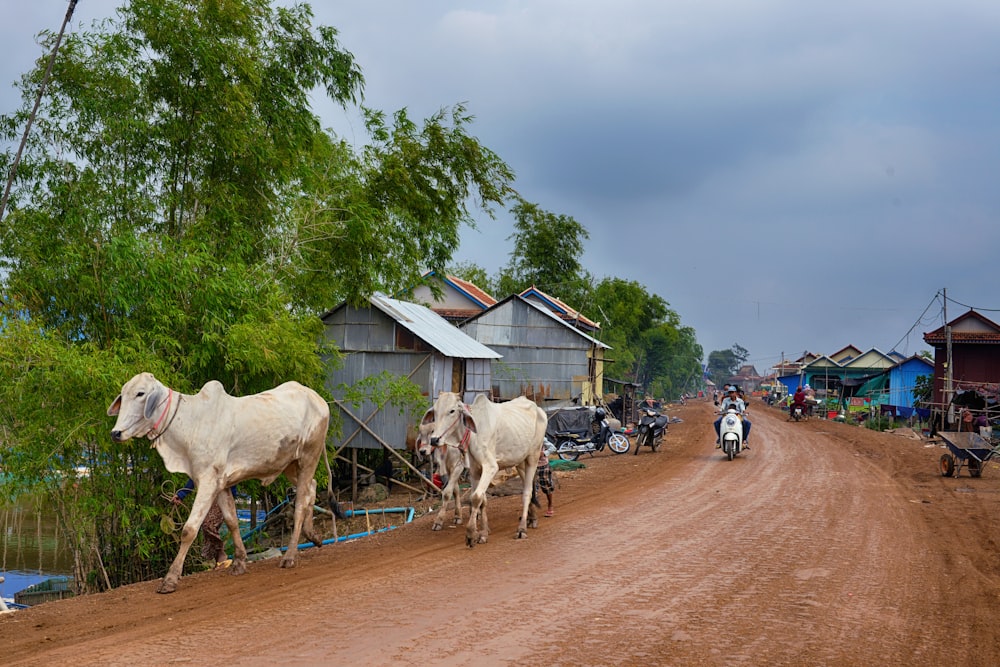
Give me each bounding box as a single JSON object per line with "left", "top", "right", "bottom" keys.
{"left": 420, "top": 408, "right": 434, "bottom": 426}
{"left": 461, "top": 404, "right": 477, "bottom": 433}
{"left": 143, "top": 388, "right": 163, "bottom": 419}
{"left": 107, "top": 395, "right": 122, "bottom": 416}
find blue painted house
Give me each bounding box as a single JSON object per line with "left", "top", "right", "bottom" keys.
{"left": 887, "top": 355, "right": 934, "bottom": 409}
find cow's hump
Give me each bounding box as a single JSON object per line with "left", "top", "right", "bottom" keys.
{"left": 195, "top": 380, "right": 229, "bottom": 402}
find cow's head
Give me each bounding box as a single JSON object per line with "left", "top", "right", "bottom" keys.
{"left": 415, "top": 410, "right": 436, "bottom": 459}
{"left": 426, "top": 392, "right": 476, "bottom": 449}
{"left": 107, "top": 372, "right": 169, "bottom": 442}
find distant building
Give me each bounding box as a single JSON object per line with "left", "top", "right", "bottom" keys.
{"left": 408, "top": 271, "right": 497, "bottom": 323}
{"left": 923, "top": 309, "right": 1000, "bottom": 412}
{"left": 460, "top": 295, "right": 609, "bottom": 407}
{"left": 518, "top": 285, "right": 600, "bottom": 335}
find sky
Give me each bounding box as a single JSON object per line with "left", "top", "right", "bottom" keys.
{"left": 5, "top": 1, "right": 1000, "bottom": 374}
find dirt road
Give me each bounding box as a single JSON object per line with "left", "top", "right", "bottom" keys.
{"left": 4, "top": 400, "right": 1000, "bottom": 666}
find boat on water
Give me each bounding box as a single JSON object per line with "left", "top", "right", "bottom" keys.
{"left": 0, "top": 577, "right": 30, "bottom": 612}
{"left": 12, "top": 575, "right": 74, "bottom": 606}
{"left": 2, "top": 596, "right": 30, "bottom": 612}
{"left": 0, "top": 574, "right": 75, "bottom": 611}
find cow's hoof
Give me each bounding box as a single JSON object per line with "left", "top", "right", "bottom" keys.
{"left": 465, "top": 536, "right": 476, "bottom": 548}
{"left": 279, "top": 557, "right": 297, "bottom": 569}
{"left": 516, "top": 529, "right": 529, "bottom": 539}
{"left": 478, "top": 535, "right": 489, "bottom": 544}
{"left": 157, "top": 579, "right": 177, "bottom": 594}
{"left": 432, "top": 522, "right": 443, "bottom": 531}
{"left": 230, "top": 559, "right": 247, "bottom": 576}
{"left": 527, "top": 519, "right": 538, "bottom": 529}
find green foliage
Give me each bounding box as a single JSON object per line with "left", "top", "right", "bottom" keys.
{"left": 280, "top": 107, "right": 514, "bottom": 311}
{"left": 489, "top": 219, "right": 706, "bottom": 402}
{"left": 913, "top": 374, "right": 933, "bottom": 405}
{"left": 706, "top": 344, "right": 749, "bottom": 386}
{"left": 0, "top": 0, "right": 513, "bottom": 592}
{"left": 497, "top": 198, "right": 592, "bottom": 307}
{"left": 865, "top": 414, "right": 893, "bottom": 432}
{"left": 447, "top": 261, "right": 495, "bottom": 298}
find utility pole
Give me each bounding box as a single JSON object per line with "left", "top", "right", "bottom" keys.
{"left": 944, "top": 288, "right": 953, "bottom": 426}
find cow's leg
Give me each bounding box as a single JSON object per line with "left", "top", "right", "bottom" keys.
{"left": 282, "top": 464, "right": 320, "bottom": 569}
{"left": 517, "top": 458, "right": 540, "bottom": 538}
{"left": 431, "top": 450, "right": 449, "bottom": 531}
{"left": 523, "top": 462, "right": 541, "bottom": 530}
{"left": 159, "top": 488, "right": 217, "bottom": 594}
{"left": 449, "top": 456, "right": 466, "bottom": 526}
{"left": 466, "top": 458, "right": 497, "bottom": 547}
{"left": 433, "top": 452, "right": 464, "bottom": 530}
{"left": 216, "top": 490, "right": 247, "bottom": 575}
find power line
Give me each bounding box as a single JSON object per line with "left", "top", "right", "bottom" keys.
{"left": 888, "top": 293, "right": 942, "bottom": 354}
{"left": 940, "top": 291, "right": 1000, "bottom": 313}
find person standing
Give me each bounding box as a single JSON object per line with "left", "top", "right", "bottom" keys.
{"left": 534, "top": 447, "right": 555, "bottom": 517}
{"left": 961, "top": 407, "right": 974, "bottom": 433}
{"left": 171, "top": 480, "right": 238, "bottom": 570}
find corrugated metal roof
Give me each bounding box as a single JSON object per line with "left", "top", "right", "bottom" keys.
{"left": 519, "top": 297, "right": 610, "bottom": 349}
{"left": 370, "top": 294, "right": 501, "bottom": 359}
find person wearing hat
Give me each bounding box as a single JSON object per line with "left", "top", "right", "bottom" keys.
{"left": 714, "top": 386, "right": 752, "bottom": 448}
{"left": 803, "top": 384, "right": 816, "bottom": 416}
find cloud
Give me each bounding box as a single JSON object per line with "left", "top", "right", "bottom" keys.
{"left": 6, "top": 0, "right": 1000, "bottom": 367}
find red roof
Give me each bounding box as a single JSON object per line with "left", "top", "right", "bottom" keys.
{"left": 447, "top": 275, "right": 497, "bottom": 308}
{"left": 924, "top": 309, "right": 1000, "bottom": 345}
{"left": 519, "top": 285, "right": 599, "bottom": 330}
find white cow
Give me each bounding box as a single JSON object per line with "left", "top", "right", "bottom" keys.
{"left": 107, "top": 372, "right": 331, "bottom": 594}
{"left": 423, "top": 392, "right": 546, "bottom": 547}
{"left": 416, "top": 416, "right": 467, "bottom": 531}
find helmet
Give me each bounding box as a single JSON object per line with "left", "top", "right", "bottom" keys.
{"left": 595, "top": 408, "right": 606, "bottom": 419}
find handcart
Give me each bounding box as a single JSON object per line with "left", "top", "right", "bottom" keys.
{"left": 937, "top": 431, "right": 1000, "bottom": 478}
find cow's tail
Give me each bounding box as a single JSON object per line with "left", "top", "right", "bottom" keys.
{"left": 322, "top": 443, "right": 348, "bottom": 520}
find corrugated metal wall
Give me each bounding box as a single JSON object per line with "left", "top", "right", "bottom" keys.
{"left": 326, "top": 350, "right": 433, "bottom": 450}
{"left": 323, "top": 304, "right": 495, "bottom": 449}
{"left": 462, "top": 300, "right": 590, "bottom": 403}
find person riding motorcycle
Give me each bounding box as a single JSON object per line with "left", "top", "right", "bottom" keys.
{"left": 789, "top": 386, "right": 809, "bottom": 420}
{"left": 714, "top": 386, "right": 752, "bottom": 448}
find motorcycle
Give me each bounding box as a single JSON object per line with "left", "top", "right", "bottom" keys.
{"left": 634, "top": 407, "right": 668, "bottom": 455}
{"left": 790, "top": 403, "right": 806, "bottom": 422}
{"left": 718, "top": 408, "right": 744, "bottom": 460}
{"left": 555, "top": 408, "right": 630, "bottom": 460}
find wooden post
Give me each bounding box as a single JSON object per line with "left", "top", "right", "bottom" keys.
{"left": 351, "top": 448, "right": 358, "bottom": 506}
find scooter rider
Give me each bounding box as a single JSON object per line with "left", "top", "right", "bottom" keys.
{"left": 789, "top": 385, "right": 808, "bottom": 420}
{"left": 714, "top": 386, "right": 752, "bottom": 448}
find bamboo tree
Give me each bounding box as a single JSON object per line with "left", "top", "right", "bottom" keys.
{"left": 0, "top": 0, "right": 513, "bottom": 591}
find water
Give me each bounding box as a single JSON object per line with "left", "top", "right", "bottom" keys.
{"left": 1, "top": 497, "right": 74, "bottom": 599}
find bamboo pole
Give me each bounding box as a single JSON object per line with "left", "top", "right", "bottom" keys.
{"left": 334, "top": 455, "right": 428, "bottom": 496}
{"left": 331, "top": 397, "right": 441, "bottom": 497}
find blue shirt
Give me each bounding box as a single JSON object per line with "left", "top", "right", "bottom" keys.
{"left": 176, "top": 479, "right": 238, "bottom": 500}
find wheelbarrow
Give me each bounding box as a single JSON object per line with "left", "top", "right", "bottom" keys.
{"left": 937, "top": 431, "right": 1000, "bottom": 478}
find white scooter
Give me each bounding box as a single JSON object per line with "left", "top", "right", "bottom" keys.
{"left": 718, "top": 408, "right": 744, "bottom": 460}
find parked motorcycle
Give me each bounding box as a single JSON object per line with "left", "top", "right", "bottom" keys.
{"left": 718, "top": 408, "right": 744, "bottom": 460}
{"left": 555, "top": 408, "right": 630, "bottom": 460}
{"left": 634, "top": 407, "right": 668, "bottom": 455}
